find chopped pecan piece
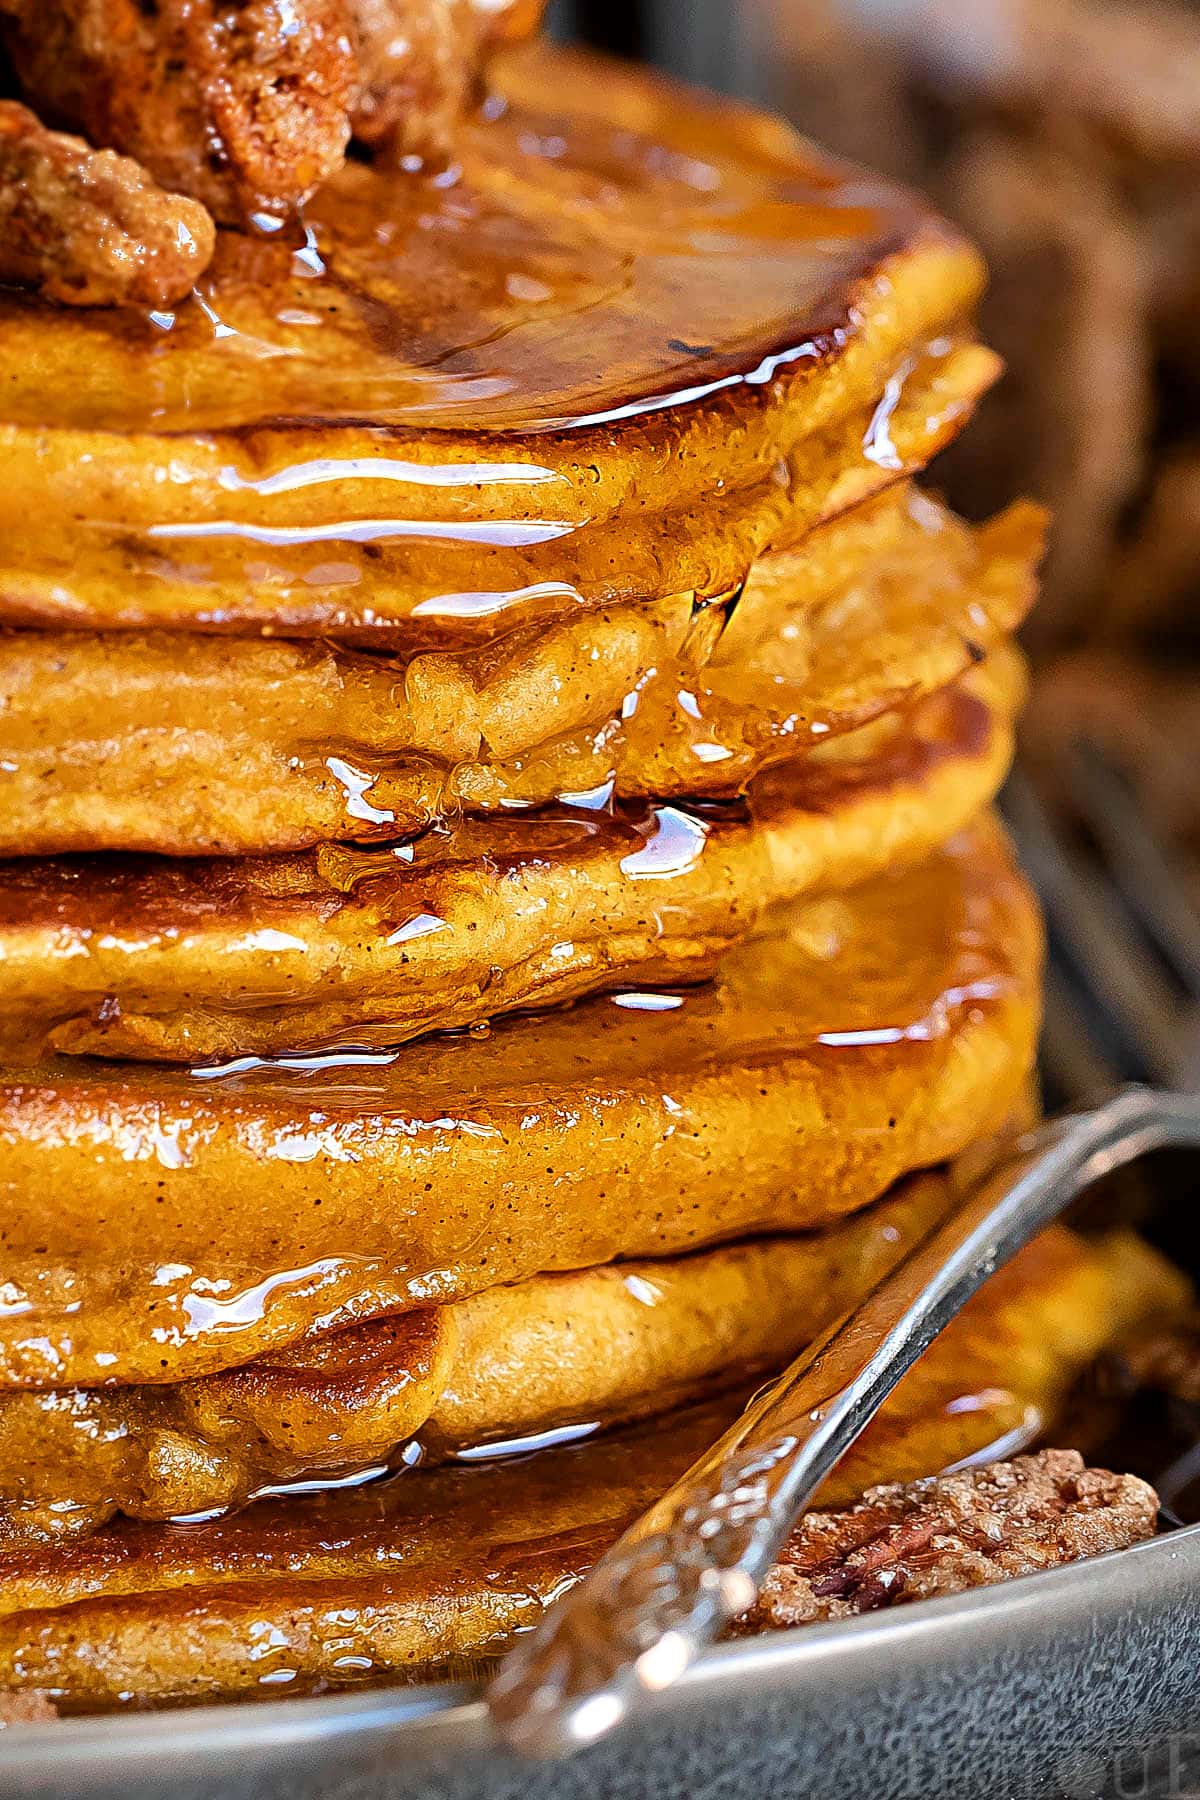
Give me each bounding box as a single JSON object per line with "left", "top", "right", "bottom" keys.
{"left": 0, "top": 100, "right": 215, "bottom": 306}
{"left": 0, "top": 0, "right": 357, "bottom": 225}
{"left": 349, "top": 0, "right": 544, "bottom": 160}
{"left": 738, "top": 1451, "right": 1158, "bottom": 1630}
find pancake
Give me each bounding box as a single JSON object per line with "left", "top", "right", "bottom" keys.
{"left": 0, "top": 45, "right": 994, "bottom": 638}
{"left": 0, "top": 16, "right": 1071, "bottom": 1723}
{"left": 0, "top": 655, "right": 1022, "bottom": 1063}
{"left": 0, "top": 1223, "right": 1179, "bottom": 1712}
{"left": 5, "top": 1172, "right": 1177, "bottom": 1540}
{"left": 0, "top": 494, "right": 1041, "bottom": 857}
{"left": 0, "top": 1171, "right": 964, "bottom": 1536}
{"left": 0, "top": 816, "right": 1041, "bottom": 1388}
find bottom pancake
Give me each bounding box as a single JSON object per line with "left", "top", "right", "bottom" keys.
{"left": 0, "top": 1222, "right": 1182, "bottom": 1712}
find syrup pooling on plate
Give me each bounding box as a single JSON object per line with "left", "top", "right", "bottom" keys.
{"left": 0, "top": 818, "right": 1041, "bottom": 1387}
{"left": 0, "top": 44, "right": 996, "bottom": 635}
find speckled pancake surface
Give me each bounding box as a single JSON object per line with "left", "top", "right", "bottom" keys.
{"left": 0, "top": 816, "right": 1041, "bottom": 1388}
{"left": 0, "top": 1174, "right": 965, "bottom": 1537}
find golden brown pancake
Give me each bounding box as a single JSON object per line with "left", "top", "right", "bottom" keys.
{"left": 0, "top": 1172, "right": 967, "bottom": 1536}
{"left": 0, "top": 656, "right": 1022, "bottom": 1063}
{"left": 0, "top": 495, "right": 1041, "bottom": 857}
{"left": 0, "top": 817, "right": 1041, "bottom": 1389}
{"left": 0, "top": 45, "right": 993, "bottom": 638}
{"left": 0, "top": 1223, "right": 1179, "bottom": 1712}
{"left": 0, "top": 27, "right": 1068, "bottom": 1725}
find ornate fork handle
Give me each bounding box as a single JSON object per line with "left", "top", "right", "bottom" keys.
{"left": 488, "top": 1086, "right": 1200, "bottom": 1757}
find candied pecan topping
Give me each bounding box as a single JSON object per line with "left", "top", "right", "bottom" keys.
{"left": 348, "top": 0, "right": 545, "bottom": 160}
{"left": 349, "top": 0, "right": 468, "bottom": 158}
{"left": 0, "top": 0, "right": 357, "bottom": 225}
{"left": 0, "top": 0, "right": 547, "bottom": 307}
{"left": 738, "top": 1451, "right": 1158, "bottom": 1630}
{"left": 0, "top": 100, "right": 215, "bottom": 305}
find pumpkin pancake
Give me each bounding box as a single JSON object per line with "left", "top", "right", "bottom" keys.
{"left": 0, "top": 44, "right": 994, "bottom": 639}
{"left": 0, "top": 815, "right": 1040, "bottom": 1389}
{"left": 0, "top": 15, "right": 1070, "bottom": 1726}
{"left": 6, "top": 1174, "right": 1178, "bottom": 1542}
{"left": 0, "top": 1172, "right": 965, "bottom": 1537}
{"left": 0, "top": 654, "right": 1022, "bottom": 1063}
{"left": 0, "top": 1224, "right": 1177, "bottom": 1711}
{"left": 0, "top": 494, "right": 1041, "bottom": 857}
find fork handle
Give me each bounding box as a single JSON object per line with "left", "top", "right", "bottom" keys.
{"left": 487, "top": 1086, "right": 1200, "bottom": 1758}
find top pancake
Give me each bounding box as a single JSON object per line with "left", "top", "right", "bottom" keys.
{"left": 0, "top": 44, "right": 990, "bottom": 637}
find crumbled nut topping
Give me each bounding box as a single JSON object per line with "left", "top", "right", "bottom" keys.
{"left": 0, "top": 101, "right": 215, "bottom": 306}
{"left": 737, "top": 1450, "right": 1158, "bottom": 1630}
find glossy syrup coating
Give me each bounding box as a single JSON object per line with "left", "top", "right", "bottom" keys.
{"left": 0, "top": 1223, "right": 1179, "bottom": 1710}
{"left": 0, "top": 1172, "right": 964, "bottom": 1536}
{"left": 0, "top": 816, "right": 1041, "bottom": 1389}
{"left": 0, "top": 492, "right": 1043, "bottom": 857}
{"left": 0, "top": 102, "right": 216, "bottom": 309}
{"left": 0, "top": 44, "right": 989, "bottom": 635}
{"left": 0, "top": 25, "right": 1067, "bottom": 1716}
{"left": 0, "top": 657, "right": 1021, "bottom": 1062}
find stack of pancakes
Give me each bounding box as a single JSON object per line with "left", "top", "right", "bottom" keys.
{"left": 0, "top": 42, "right": 1172, "bottom": 1711}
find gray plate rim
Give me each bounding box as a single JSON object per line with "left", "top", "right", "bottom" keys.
{"left": 3, "top": 1517, "right": 1199, "bottom": 1779}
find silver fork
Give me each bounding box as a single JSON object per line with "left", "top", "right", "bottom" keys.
{"left": 487, "top": 743, "right": 1200, "bottom": 1760}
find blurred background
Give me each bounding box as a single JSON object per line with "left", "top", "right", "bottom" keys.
{"left": 548, "top": 0, "right": 1200, "bottom": 931}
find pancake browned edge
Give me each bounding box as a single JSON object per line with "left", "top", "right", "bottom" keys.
{"left": 0, "top": 820, "right": 1043, "bottom": 1389}
{"left": 0, "top": 31, "right": 1160, "bottom": 1723}
{"left": 0, "top": 657, "right": 1023, "bottom": 1063}
{"left": 0, "top": 1225, "right": 1184, "bottom": 1711}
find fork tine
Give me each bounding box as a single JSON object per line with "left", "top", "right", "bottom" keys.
{"left": 1067, "top": 739, "right": 1200, "bottom": 998}
{"left": 1004, "top": 765, "right": 1185, "bottom": 1086}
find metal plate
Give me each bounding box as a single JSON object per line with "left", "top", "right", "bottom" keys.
{"left": 4, "top": 1522, "right": 1200, "bottom": 1800}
